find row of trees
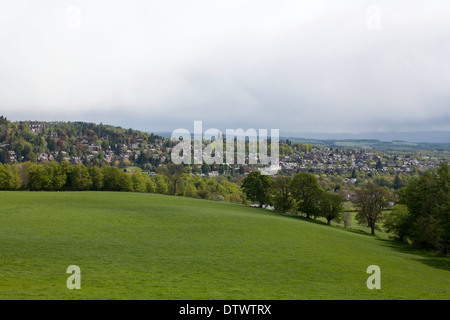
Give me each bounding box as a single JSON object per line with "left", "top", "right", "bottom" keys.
{"left": 0, "top": 161, "right": 153, "bottom": 192}
{"left": 0, "top": 162, "right": 245, "bottom": 204}
{"left": 241, "top": 171, "right": 344, "bottom": 225}
{"left": 384, "top": 163, "right": 449, "bottom": 253}
{"left": 241, "top": 165, "right": 449, "bottom": 254}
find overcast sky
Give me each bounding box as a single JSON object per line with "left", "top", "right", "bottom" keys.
{"left": 0, "top": 0, "right": 449, "bottom": 133}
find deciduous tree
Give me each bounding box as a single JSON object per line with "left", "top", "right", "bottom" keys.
{"left": 272, "top": 176, "right": 294, "bottom": 213}
{"left": 354, "top": 183, "right": 392, "bottom": 235}
{"left": 290, "top": 172, "right": 322, "bottom": 218}
{"left": 241, "top": 171, "right": 272, "bottom": 208}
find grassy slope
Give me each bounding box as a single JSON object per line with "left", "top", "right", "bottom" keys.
{"left": 0, "top": 191, "right": 448, "bottom": 300}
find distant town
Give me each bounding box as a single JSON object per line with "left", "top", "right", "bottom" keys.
{"left": 1, "top": 119, "right": 447, "bottom": 180}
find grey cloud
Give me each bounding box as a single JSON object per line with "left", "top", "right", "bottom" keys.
{"left": 0, "top": 0, "right": 449, "bottom": 134}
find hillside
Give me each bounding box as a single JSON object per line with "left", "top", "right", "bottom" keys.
{"left": 0, "top": 191, "right": 448, "bottom": 300}
{"left": 0, "top": 116, "right": 170, "bottom": 169}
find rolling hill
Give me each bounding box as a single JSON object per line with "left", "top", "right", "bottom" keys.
{"left": 0, "top": 191, "right": 448, "bottom": 299}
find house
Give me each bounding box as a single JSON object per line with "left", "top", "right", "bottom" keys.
{"left": 208, "top": 171, "right": 219, "bottom": 177}
{"left": 8, "top": 150, "right": 17, "bottom": 162}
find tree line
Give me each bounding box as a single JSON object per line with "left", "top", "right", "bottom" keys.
{"left": 241, "top": 164, "right": 449, "bottom": 254}
{"left": 241, "top": 171, "right": 344, "bottom": 225}
{"left": 385, "top": 162, "right": 449, "bottom": 254}
{"left": 0, "top": 162, "right": 246, "bottom": 204}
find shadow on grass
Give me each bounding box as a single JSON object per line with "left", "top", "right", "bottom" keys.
{"left": 260, "top": 207, "right": 449, "bottom": 271}
{"left": 376, "top": 238, "right": 450, "bottom": 272}
{"left": 247, "top": 206, "right": 450, "bottom": 272}
{"left": 256, "top": 207, "right": 375, "bottom": 237}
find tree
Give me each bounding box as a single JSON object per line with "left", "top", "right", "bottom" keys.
{"left": 342, "top": 212, "right": 352, "bottom": 228}
{"left": 157, "top": 163, "right": 185, "bottom": 195}
{"left": 319, "top": 192, "right": 343, "bottom": 225}
{"left": 184, "top": 183, "right": 198, "bottom": 198}
{"left": 154, "top": 175, "right": 169, "bottom": 195}
{"left": 0, "top": 163, "right": 21, "bottom": 190}
{"left": 24, "top": 151, "right": 37, "bottom": 162}
{"left": 383, "top": 204, "right": 410, "bottom": 242}
{"left": 290, "top": 172, "right": 322, "bottom": 218}
{"left": 393, "top": 174, "right": 402, "bottom": 190}
{"left": 375, "top": 159, "right": 383, "bottom": 170}
{"left": 118, "top": 171, "right": 133, "bottom": 192}
{"left": 397, "top": 163, "right": 449, "bottom": 253}
{"left": 354, "top": 183, "right": 392, "bottom": 235}
{"left": 131, "top": 172, "right": 147, "bottom": 193}
{"left": 102, "top": 166, "right": 122, "bottom": 191}
{"left": 0, "top": 148, "right": 9, "bottom": 164}
{"left": 47, "top": 137, "right": 57, "bottom": 152}
{"left": 48, "top": 162, "right": 66, "bottom": 190}
{"left": 272, "top": 176, "right": 294, "bottom": 213}
{"left": 70, "top": 164, "right": 92, "bottom": 191}
{"left": 88, "top": 166, "right": 104, "bottom": 191}
{"left": 28, "top": 164, "right": 52, "bottom": 190}
{"left": 241, "top": 171, "right": 272, "bottom": 208}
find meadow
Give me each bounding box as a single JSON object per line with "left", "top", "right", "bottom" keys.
{"left": 0, "top": 191, "right": 448, "bottom": 299}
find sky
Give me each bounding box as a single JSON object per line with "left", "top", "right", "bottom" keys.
{"left": 0, "top": 0, "right": 449, "bottom": 134}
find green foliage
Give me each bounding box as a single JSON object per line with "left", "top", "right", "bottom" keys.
{"left": 0, "top": 163, "right": 21, "bottom": 190}
{"left": 70, "top": 164, "right": 92, "bottom": 191}
{"left": 272, "top": 176, "right": 294, "bottom": 213}
{"left": 383, "top": 204, "right": 410, "bottom": 241}
{"left": 341, "top": 212, "right": 352, "bottom": 228}
{"left": 118, "top": 172, "right": 133, "bottom": 192}
{"left": 28, "top": 164, "right": 53, "bottom": 191}
{"left": 145, "top": 176, "right": 156, "bottom": 193}
{"left": 319, "top": 192, "right": 344, "bottom": 225}
{"left": 290, "top": 172, "right": 322, "bottom": 218}
{"left": 354, "top": 183, "right": 392, "bottom": 235}
{"left": 157, "top": 163, "right": 185, "bottom": 195}
{"left": 397, "top": 163, "right": 450, "bottom": 253}
{"left": 0, "top": 118, "right": 167, "bottom": 166}
{"left": 131, "top": 172, "right": 148, "bottom": 193}
{"left": 154, "top": 175, "right": 169, "bottom": 195}
{"left": 184, "top": 183, "right": 198, "bottom": 198}
{"left": 88, "top": 166, "right": 104, "bottom": 191}
{"left": 241, "top": 171, "right": 273, "bottom": 208}
{"left": 102, "top": 166, "right": 124, "bottom": 191}
{"left": 49, "top": 162, "right": 66, "bottom": 190}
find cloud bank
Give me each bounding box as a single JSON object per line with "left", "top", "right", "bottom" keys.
{"left": 0, "top": 0, "right": 449, "bottom": 133}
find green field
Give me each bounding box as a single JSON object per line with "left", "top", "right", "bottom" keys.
{"left": 0, "top": 191, "right": 448, "bottom": 300}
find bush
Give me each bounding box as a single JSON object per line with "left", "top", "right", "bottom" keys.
{"left": 215, "top": 195, "right": 225, "bottom": 202}
{"left": 342, "top": 212, "right": 352, "bottom": 228}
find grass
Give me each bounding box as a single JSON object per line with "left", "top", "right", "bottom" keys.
{"left": 126, "top": 166, "right": 144, "bottom": 173}
{"left": 0, "top": 191, "right": 449, "bottom": 300}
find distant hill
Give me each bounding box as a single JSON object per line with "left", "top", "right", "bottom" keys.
{"left": 157, "top": 130, "right": 450, "bottom": 144}
{"left": 279, "top": 131, "right": 450, "bottom": 144}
